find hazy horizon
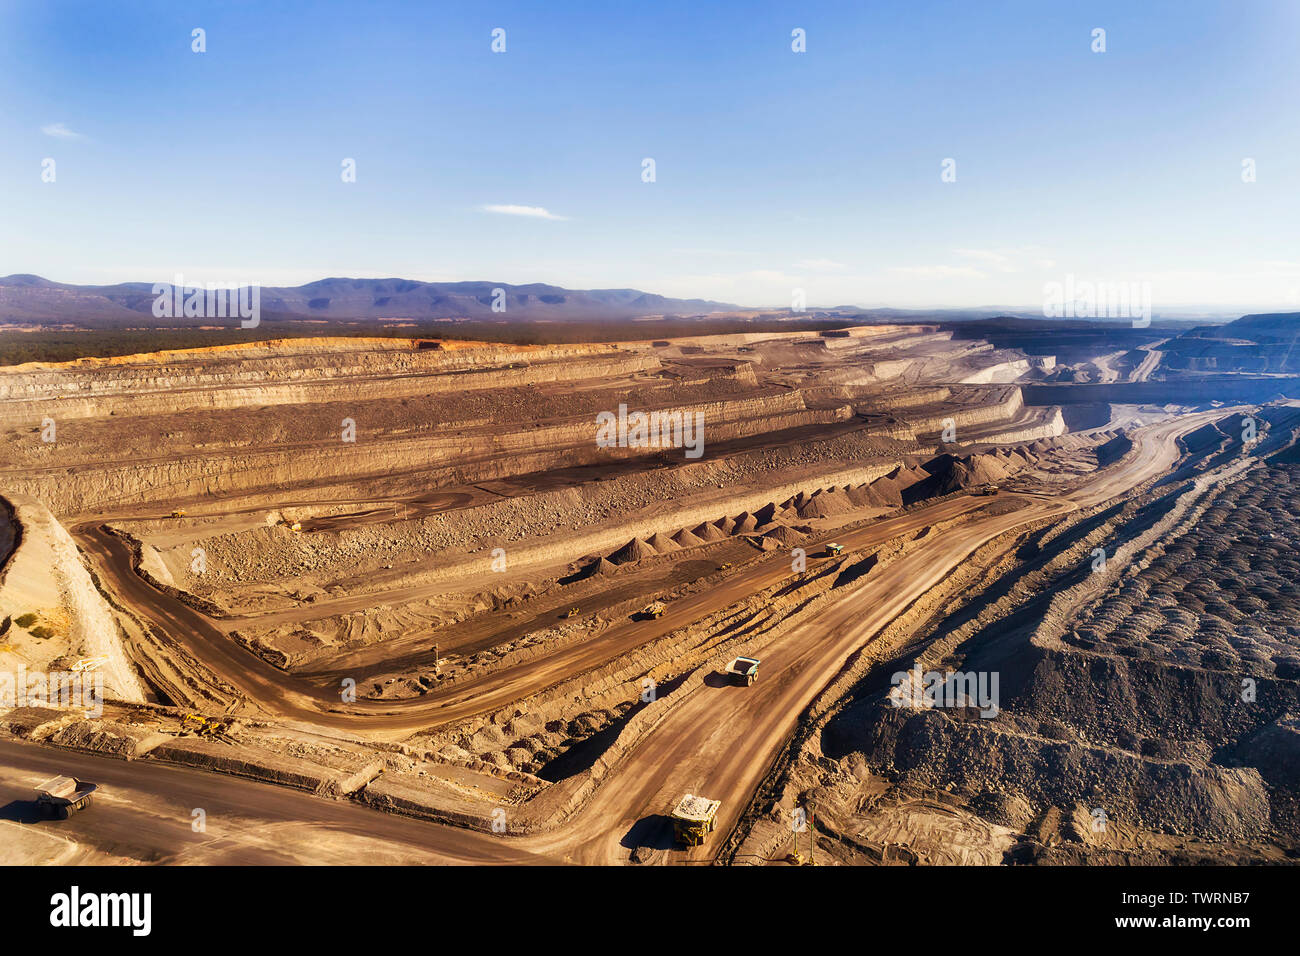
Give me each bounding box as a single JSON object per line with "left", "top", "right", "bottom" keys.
{"left": 0, "top": 270, "right": 1258, "bottom": 323}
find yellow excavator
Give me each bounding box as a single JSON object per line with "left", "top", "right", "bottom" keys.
{"left": 181, "top": 713, "right": 228, "bottom": 738}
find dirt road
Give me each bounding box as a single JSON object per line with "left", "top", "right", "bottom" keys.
{"left": 1130, "top": 345, "right": 1165, "bottom": 382}
{"left": 0, "top": 739, "right": 550, "bottom": 865}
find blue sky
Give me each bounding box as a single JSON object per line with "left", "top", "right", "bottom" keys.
{"left": 2, "top": 0, "right": 1298, "bottom": 311}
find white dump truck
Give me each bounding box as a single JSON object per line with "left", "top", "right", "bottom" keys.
{"left": 34, "top": 775, "right": 97, "bottom": 819}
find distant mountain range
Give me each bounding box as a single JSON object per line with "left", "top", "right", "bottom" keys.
{"left": 1215, "top": 311, "right": 1300, "bottom": 339}
{"left": 0, "top": 274, "right": 1270, "bottom": 330}
{"left": 0, "top": 275, "right": 735, "bottom": 325}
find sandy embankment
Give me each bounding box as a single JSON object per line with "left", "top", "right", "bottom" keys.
{"left": 0, "top": 494, "right": 146, "bottom": 703}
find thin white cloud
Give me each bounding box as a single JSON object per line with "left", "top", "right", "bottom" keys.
{"left": 745, "top": 269, "right": 800, "bottom": 284}
{"left": 794, "top": 258, "right": 848, "bottom": 272}
{"left": 41, "top": 122, "right": 84, "bottom": 140}
{"left": 954, "top": 248, "right": 1015, "bottom": 271}
{"left": 482, "top": 204, "right": 568, "bottom": 221}
{"left": 889, "top": 265, "right": 985, "bottom": 279}
{"left": 954, "top": 246, "right": 1057, "bottom": 273}
{"left": 671, "top": 247, "right": 747, "bottom": 256}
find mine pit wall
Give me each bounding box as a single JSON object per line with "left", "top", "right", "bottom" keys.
{"left": 823, "top": 331, "right": 953, "bottom": 351}
{"left": 885, "top": 387, "right": 1064, "bottom": 444}
{"left": 822, "top": 325, "right": 945, "bottom": 340}
{"left": 817, "top": 383, "right": 1058, "bottom": 442}
{"left": 0, "top": 338, "right": 637, "bottom": 399}
{"left": 804, "top": 384, "right": 950, "bottom": 409}
{"left": 0, "top": 494, "right": 146, "bottom": 703}
{"left": 1160, "top": 342, "right": 1300, "bottom": 375}
{"left": 138, "top": 386, "right": 1050, "bottom": 595}
{"left": 8, "top": 383, "right": 1043, "bottom": 518}
{"left": 957, "top": 359, "right": 1032, "bottom": 384}
{"left": 974, "top": 407, "right": 1065, "bottom": 444}
{"left": 428, "top": 462, "right": 897, "bottom": 583}
{"left": 0, "top": 497, "right": 16, "bottom": 576}
{"left": 143, "top": 735, "right": 385, "bottom": 798}
{"left": 799, "top": 333, "right": 970, "bottom": 361}
{"left": 811, "top": 345, "right": 1016, "bottom": 386}
{"left": 113, "top": 529, "right": 228, "bottom": 619}
{"left": 1059, "top": 403, "right": 1116, "bottom": 431}
{"left": 623, "top": 325, "right": 946, "bottom": 351}
{"left": 865, "top": 359, "right": 922, "bottom": 380}
{"left": 858, "top": 386, "right": 952, "bottom": 410}
{"left": 0, "top": 352, "right": 660, "bottom": 423}
{"left": 163, "top": 458, "right": 905, "bottom": 597}
{"left": 4, "top": 391, "right": 841, "bottom": 517}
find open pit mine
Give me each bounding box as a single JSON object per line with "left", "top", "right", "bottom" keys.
{"left": 2, "top": 319, "right": 1299, "bottom": 866}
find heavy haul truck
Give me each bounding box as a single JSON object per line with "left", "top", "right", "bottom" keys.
{"left": 671, "top": 794, "right": 721, "bottom": 846}
{"left": 35, "top": 776, "right": 97, "bottom": 819}
{"left": 725, "top": 656, "right": 761, "bottom": 686}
